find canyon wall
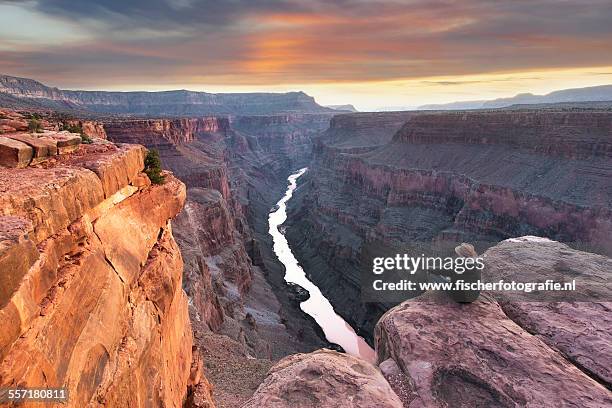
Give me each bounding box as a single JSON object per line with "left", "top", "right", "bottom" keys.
{"left": 104, "top": 114, "right": 331, "bottom": 406}
{"left": 245, "top": 237, "right": 610, "bottom": 407}
{"left": 286, "top": 110, "right": 612, "bottom": 337}
{"left": 0, "top": 137, "right": 210, "bottom": 406}
{"left": 0, "top": 75, "right": 334, "bottom": 116}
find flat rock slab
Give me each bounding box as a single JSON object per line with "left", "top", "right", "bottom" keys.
{"left": 0, "top": 136, "right": 33, "bottom": 168}
{"left": 375, "top": 292, "right": 612, "bottom": 407}
{"left": 484, "top": 237, "right": 612, "bottom": 387}
{"left": 6, "top": 133, "right": 58, "bottom": 163}
{"left": 45, "top": 132, "right": 82, "bottom": 154}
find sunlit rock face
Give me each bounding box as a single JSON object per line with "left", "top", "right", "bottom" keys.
{"left": 0, "top": 139, "right": 210, "bottom": 407}
{"left": 285, "top": 110, "right": 612, "bottom": 338}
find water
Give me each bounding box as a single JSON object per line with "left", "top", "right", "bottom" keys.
{"left": 268, "top": 167, "right": 375, "bottom": 363}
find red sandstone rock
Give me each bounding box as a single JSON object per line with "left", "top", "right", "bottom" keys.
{"left": 0, "top": 217, "right": 37, "bottom": 309}
{"left": 6, "top": 133, "right": 57, "bottom": 163}
{"left": 0, "top": 136, "right": 33, "bottom": 167}
{"left": 375, "top": 292, "right": 611, "bottom": 407}
{"left": 243, "top": 349, "right": 403, "bottom": 408}
{"left": 0, "top": 140, "right": 211, "bottom": 407}
{"left": 45, "top": 131, "right": 82, "bottom": 154}
{"left": 483, "top": 237, "right": 612, "bottom": 387}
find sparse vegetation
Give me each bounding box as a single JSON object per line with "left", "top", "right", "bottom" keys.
{"left": 24, "top": 112, "right": 42, "bottom": 120}
{"left": 63, "top": 122, "right": 92, "bottom": 144}
{"left": 28, "top": 118, "right": 43, "bottom": 133}
{"left": 144, "top": 149, "right": 165, "bottom": 185}
{"left": 63, "top": 123, "right": 83, "bottom": 134}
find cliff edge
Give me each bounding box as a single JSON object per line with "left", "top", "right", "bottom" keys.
{"left": 0, "top": 131, "right": 212, "bottom": 406}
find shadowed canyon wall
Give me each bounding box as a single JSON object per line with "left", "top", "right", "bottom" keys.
{"left": 104, "top": 114, "right": 332, "bottom": 406}
{"left": 286, "top": 110, "right": 612, "bottom": 337}
{"left": 0, "top": 75, "right": 335, "bottom": 116}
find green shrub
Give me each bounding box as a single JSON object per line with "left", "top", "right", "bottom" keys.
{"left": 28, "top": 119, "right": 43, "bottom": 133}
{"left": 63, "top": 122, "right": 92, "bottom": 144}
{"left": 63, "top": 123, "right": 83, "bottom": 134}
{"left": 144, "top": 149, "right": 165, "bottom": 185}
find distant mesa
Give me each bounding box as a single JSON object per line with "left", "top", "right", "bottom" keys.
{"left": 0, "top": 74, "right": 336, "bottom": 116}
{"left": 418, "top": 84, "right": 612, "bottom": 110}
{"left": 325, "top": 104, "right": 358, "bottom": 112}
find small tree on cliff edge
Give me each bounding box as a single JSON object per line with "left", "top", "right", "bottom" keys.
{"left": 144, "top": 149, "right": 165, "bottom": 185}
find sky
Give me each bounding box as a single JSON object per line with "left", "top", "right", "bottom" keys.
{"left": 1, "top": 0, "right": 612, "bottom": 111}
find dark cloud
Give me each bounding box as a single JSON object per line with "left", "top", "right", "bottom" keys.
{"left": 1, "top": 0, "right": 612, "bottom": 87}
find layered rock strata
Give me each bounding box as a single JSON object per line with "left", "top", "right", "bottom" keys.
{"left": 0, "top": 140, "right": 210, "bottom": 407}
{"left": 0, "top": 74, "right": 333, "bottom": 116}
{"left": 286, "top": 110, "right": 612, "bottom": 338}
{"left": 104, "top": 115, "right": 330, "bottom": 406}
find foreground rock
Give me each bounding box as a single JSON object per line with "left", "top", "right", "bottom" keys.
{"left": 375, "top": 290, "right": 611, "bottom": 407}
{"left": 243, "top": 349, "right": 402, "bottom": 408}
{"left": 0, "top": 142, "right": 212, "bottom": 407}
{"left": 484, "top": 237, "right": 612, "bottom": 387}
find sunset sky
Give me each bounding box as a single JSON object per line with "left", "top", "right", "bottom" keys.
{"left": 1, "top": 0, "right": 612, "bottom": 110}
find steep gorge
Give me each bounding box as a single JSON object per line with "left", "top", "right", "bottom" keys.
{"left": 103, "top": 113, "right": 332, "bottom": 406}
{"left": 286, "top": 109, "right": 612, "bottom": 337}
{"left": 3, "top": 103, "right": 611, "bottom": 407}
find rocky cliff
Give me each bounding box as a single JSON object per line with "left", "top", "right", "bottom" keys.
{"left": 286, "top": 109, "right": 612, "bottom": 338}
{"left": 246, "top": 237, "right": 610, "bottom": 407}
{"left": 0, "top": 133, "right": 210, "bottom": 406}
{"left": 103, "top": 114, "right": 331, "bottom": 406}
{"left": 0, "top": 75, "right": 333, "bottom": 116}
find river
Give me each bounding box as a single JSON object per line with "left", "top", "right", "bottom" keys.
{"left": 268, "top": 167, "right": 375, "bottom": 363}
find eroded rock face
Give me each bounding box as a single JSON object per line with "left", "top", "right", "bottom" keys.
{"left": 243, "top": 349, "right": 403, "bottom": 408}
{"left": 286, "top": 109, "right": 612, "bottom": 338}
{"left": 375, "top": 292, "right": 611, "bottom": 407}
{"left": 374, "top": 238, "right": 612, "bottom": 407}
{"left": 483, "top": 237, "right": 612, "bottom": 387}
{"left": 0, "top": 142, "right": 209, "bottom": 407}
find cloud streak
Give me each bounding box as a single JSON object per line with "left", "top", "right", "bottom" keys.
{"left": 0, "top": 0, "right": 611, "bottom": 101}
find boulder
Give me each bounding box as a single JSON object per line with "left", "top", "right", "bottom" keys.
{"left": 375, "top": 292, "right": 611, "bottom": 407}
{"left": 6, "top": 133, "right": 58, "bottom": 163}
{"left": 0, "top": 136, "right": 33, "bottom": 167}
{"left": 243, "top": 349, "right": 402, "bottom": 408}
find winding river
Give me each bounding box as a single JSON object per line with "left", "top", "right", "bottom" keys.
{"left": 268, "top": 167, "right": 375, "bottom": 363}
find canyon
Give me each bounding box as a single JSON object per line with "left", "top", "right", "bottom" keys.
{"left": 1, "top": 95, "right": 611, "bottom": 408}
{"left": 101, "top": 113, "right": 333, "bottom": 407}
{"left": 0, "top": 75, "right": 337, "bottom": 116}
{"left": 286, "top": 109, "right": 612, "bottom": 336}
